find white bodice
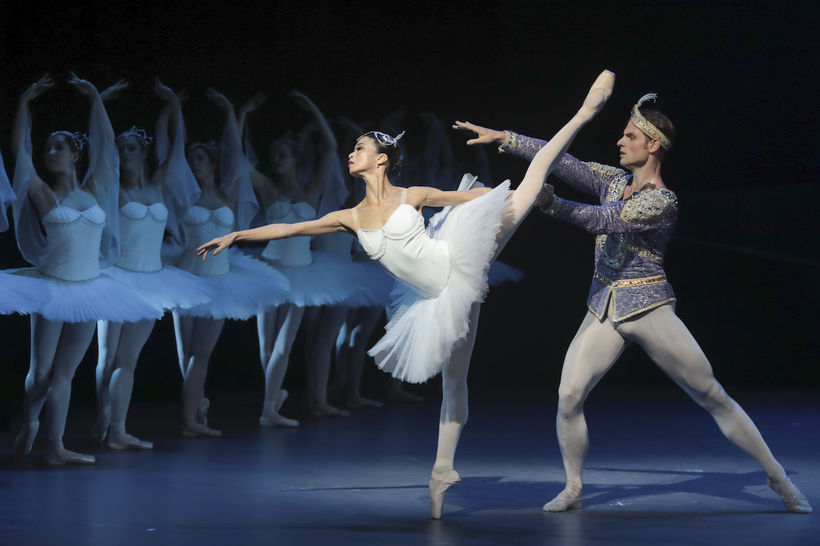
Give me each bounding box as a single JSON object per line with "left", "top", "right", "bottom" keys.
{"left": 40, "top": 204, "right": 106, "bottom": 281}
{"left": 357, "top": 204, "right": 450, "bottom": 298}
{"left": 177, "top": 205, "right": 234, "bottom": 276}
{"left": 261, "top": 201, "right": 314, "bottom": 266}
{"left": 116, "top": 201, "right": 168, "bottom": 272}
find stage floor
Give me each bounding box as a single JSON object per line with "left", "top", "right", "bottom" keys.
{"left": 1, "top": 386, "right": 817, "bottom": 545}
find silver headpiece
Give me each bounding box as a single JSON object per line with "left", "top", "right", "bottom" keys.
{"left": 117, "top": 126, "right": 154, "bottom": 147}
{"left": 49, "top": 130, "right": 88, "bottom": 152}
{"left": 359, "top": 130, "right": 406, "bottom": 148}
{"left": 630, "top": 93, "right": 672, "bottom": 151}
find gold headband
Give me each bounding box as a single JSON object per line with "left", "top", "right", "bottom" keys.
{"left": 630, "top": 93, "right": 671, "bottom": 151}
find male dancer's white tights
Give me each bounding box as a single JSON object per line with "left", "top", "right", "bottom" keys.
{"left": 552, "top": 304, "right": 790, "bottom": 499}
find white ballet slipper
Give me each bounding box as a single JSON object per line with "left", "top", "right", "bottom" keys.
{"left": 542, "top": 488, "right": 583, "bottom": 512}
{"left": 44, "top": 446, "right": 96, "bottom": 465}
{"left": 181, "top": 422, "right": 222, "bottom": 438}
{"left": 769, "top": 478, "right": 813, "bottom": 514}
{"left": 429, "top": 469, "right": 461, "bottom": 519}
{"left": 107, "top": 432, "right": 153, "bottom": 451}
{"left": 577, "top": 70, "right": 615, "bottom": 123}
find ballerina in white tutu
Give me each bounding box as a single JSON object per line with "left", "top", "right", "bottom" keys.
{"left": 93, "top": 79, "right": 214, "bottom": 450}
{"left": 10, "top": 74, "right": 161, "bottom": 464}
{"left": 198, "top": 70, "right": 614, "bottom": 515}
{"left": 239, "top": 91, "right": 362, "bottom": 425}
{"left": 170, "top": 87, "right": 290, "bottom": 438}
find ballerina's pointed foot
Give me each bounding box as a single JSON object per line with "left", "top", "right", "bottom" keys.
{"left": 258, "top": 412, "right": 300, "bottom": 428}
{"left": 108, "top": 432, "right": 153, "bottom": 451}
{"left": 578, "top": 70, "right": 615, "bottom": 122}
{"left": 429, "top": 469, "right": 461, "bottom": 519}
{"left": 345, "top": 395, "right": 383, "bottom": 409}
{"left": 311, "top": 403, "right": 351, "bottom": 418}
{"left": 14, "top": 421, "right": 40, "bottom": 455}
{"left": 768, "top": 478, "right": 813, "bottom": 514}
{"left": 44, "top": 446, "right": 96, "bottom": 465}
{"left": 181, "top": 422, "right": 222, "bottom": 438}
{"left": 542, "top": 488, "right": 583, "bottom": 512}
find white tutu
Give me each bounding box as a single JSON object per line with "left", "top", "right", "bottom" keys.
{"left": 246, "top": 249, "right": 368, "bottom": 308}
{"left": 0, "top": 270, "right": 50, "bottom": 315}
{"left": 103, "top": 264, "right": 215, "bottom": 314}
{"left": 178, "top": 249, "right": 290, "bottom": 319}
{"left": 7, "top": 268, "right": 163, "bottom": 323}
{"left": 368, "top": 179, "right": 510, "bottom": 383}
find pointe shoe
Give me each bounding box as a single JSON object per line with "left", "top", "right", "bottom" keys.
{"left": 542, "top": 488, "right": 583, "bottom": 512}
{"left": 258, "top": 412, "right": 299, "bottom": 428}
{"left": 311, "top": 403, "right": 351, "bottom": 418}
{"left": 768, "top": 478, "right": 813, "bottom": 514}
{"left": 14, "top": 421, "right": 39, "bottom": 455}
{"left": 345, "top": 395, "right": 383, "bottom": 409}
{"left": 181, "top": 422, "right": 222, "bottom": 438}
{"left": 578, "top": 70, "right": 615, "bottom": 122}
{"left": 44, "top": 446, "right": 96, "bottom": 465}
{"left": 429, "top": 469, "right": 461, "bottom": 519}
{"left": 107, "top": 432, "right": 153, "bottom": 451}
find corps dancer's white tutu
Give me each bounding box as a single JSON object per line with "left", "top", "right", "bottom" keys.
{"left": 362, "top": 175, "right": 510, "bottom": 383}
{"left": 178, "top": 249, "right": 290, "bottom": 319}
{"left": 103, "top": 264, "right": 214, "bottom": 313}
{"left": 8, "top": 268, "right": 162, "bottom": 323}
{"left": 0, "top": 270, "right": 50, "bottom": 315}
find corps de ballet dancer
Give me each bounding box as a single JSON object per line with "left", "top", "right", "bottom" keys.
{"left": 9, "top": 74, "right": 160, "bottom": 464}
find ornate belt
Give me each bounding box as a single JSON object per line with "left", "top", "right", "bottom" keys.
{"left": 593, "top": 272, "right": 667, "bottom": 288}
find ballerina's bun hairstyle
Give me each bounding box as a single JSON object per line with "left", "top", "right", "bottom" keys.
{"left": 359, "top": 130, "right": 404, "bottom": 178}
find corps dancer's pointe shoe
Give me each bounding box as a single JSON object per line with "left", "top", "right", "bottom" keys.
{"left": 311, "top": 403, "right": 351, "bottom": 418}
{"left": 429, "top": 469, "right": 461, "bottom": 519}
{"left": 107, "top": 432, "right": 153, "bottom": 450}
{"left": 542, "top": 488, "right": 583, "bottom": 512}
{"left": 44, "top": 445, "right": 95, "bottom": 465}
{"left": 259, "top": 401, "right": 299, "bottom": 427}
{"left": 345, "top": 395, "right": 383, "bottom": 409}
{"left": 181, "top": 422, "right": 222, "bottom": 438}
{"left": 577, "top": 70, "right": 615, "bottom": 123}
{"left": 14, "top": 420, "right": 39, "bottom": 455}
{"left": 768, "top": 478, "right": 813, "bottom": 514}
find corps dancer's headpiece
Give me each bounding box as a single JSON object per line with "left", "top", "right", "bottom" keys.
{"left": 117, "top": 126, "right": 154, "bottom": 147}
{"left": 359, "top": 130, "right": 406, "bottom": 148}
{"left": 630, "top": 93, "right": 672, "bottom": 151}
{"left": 49, "top": 130, "right": 88, "bottom": 152}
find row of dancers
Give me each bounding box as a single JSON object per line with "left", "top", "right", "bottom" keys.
{"left": 1, "top": 70, "right": 812, "bottom": 518}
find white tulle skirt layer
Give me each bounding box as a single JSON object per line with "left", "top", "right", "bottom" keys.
{"left": 349, "top": 259, "right": 394, "bottom": 307}
{"left": 104, "top": 265, "right": 215, "bottom": 313}
{"left": 368, "top": 178, "right": 511, "bottom": 383}
{"left": 248, "top": 250, "right": 373, "bottom": 308}
{"left": 0, "top": 270, "right": 51, "bottom": 315}
{"left": 177, "top": 249, "right": 290, "bottom": 320}
{"left": 5, "top": 268, "right": 162, "bottom": 323}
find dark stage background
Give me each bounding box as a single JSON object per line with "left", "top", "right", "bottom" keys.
{"left": 0, "top": 1, "right": 817, "bottom": 416}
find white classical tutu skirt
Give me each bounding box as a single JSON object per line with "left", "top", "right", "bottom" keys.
{"left": 0, "top": 270, "right": 51, "bottom": 315}
{"left": 179, "top": 249, "right": 290, "bottom": 320}
{"left": 368, "top": 178, "right": 511, "bottom": 383}
{"left": 103, "top": 264, "right": 214, "bottom": 314}
{"left": 6, "top": 268, "right": 162, "bottom": 323}
{"left": 247, "top": 249, "right": 371, "bottom": 308}
{"left": 348, "top": 258, "right": 394, "bottom": 308}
